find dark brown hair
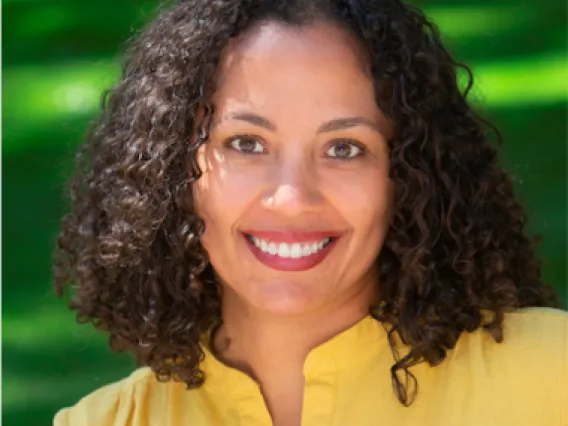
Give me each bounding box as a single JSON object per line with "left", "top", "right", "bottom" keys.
{"left": 53, "top": 0, "right": 559, "bottom": 406}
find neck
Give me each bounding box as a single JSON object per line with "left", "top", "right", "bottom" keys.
{"left": 212, "top": 282, "right": 377, "bottom": 383}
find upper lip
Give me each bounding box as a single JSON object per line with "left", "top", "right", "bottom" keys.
{"left": 241, "top": 229, "right": 343, "bottom": 243}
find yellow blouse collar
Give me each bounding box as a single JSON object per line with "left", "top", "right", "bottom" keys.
{"left": 200, "top": 315, "right": 389, "bottom": 395}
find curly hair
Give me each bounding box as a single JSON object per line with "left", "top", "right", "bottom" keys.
{"left": 53, "top": 0, "right": 559, "bottom": 406}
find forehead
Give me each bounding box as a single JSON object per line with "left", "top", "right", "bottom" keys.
{"left": 224, "top": 20, "right": 369, "bottom": 70}
{"left": 212, "top": 21, "right": 382, "bottom": 125}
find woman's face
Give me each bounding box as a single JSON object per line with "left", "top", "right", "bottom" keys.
{"left": 193, "top": 21, "right": 394, "bottom": 316}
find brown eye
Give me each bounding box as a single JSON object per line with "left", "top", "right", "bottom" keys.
{"left": 228, "top": 136, "right": 266, "bottom": 154}
{"left": 326, "top": 140, "right": 363, "bottom": 159}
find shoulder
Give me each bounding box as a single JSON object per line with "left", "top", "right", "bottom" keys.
{"left": 495, "top": 307, "right": 567, "bottom": 369}
{"left": 430, "top": 308, "right": 567, "bottom": 422}
{"left": 499, "top": 307, "right": 568, "bottom": 373}
{"left": 53, "top": 368, "right": 157, "bottom": 426}
{"left": 502, "top": 306, "right": 568, "bottom": 335}
{"left": 455, "top": 307, "right": 567, "bottom": 365}
{"left": 498, "top": 307, "right": 567, "bottom": 356}
{"left": 451, "top": 307, "right": 567, "bottom": 398}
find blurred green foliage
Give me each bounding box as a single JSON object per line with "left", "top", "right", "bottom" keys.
{"left": 2, "top": 1, "right": 566, "bottom": 425}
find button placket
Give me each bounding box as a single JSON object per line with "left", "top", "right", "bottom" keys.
{"left": 301, "top": 357, "right": 337, "bottom": 426}
{"left": 237, "top": 389, "right": 273, "bottom": 426}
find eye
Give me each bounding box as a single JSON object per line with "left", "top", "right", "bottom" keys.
{"left": 326, "top": 140, "right": 364, "bottom": 159}
{"left": 226, "top": 135, "right": 266, "bottom": 154}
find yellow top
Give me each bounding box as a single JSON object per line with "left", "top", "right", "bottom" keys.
{"left": 54, "top": 307, "right": 568, "bottom": 426}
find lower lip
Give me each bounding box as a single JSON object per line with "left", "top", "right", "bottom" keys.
{"left": 243, "top": 235, "right": 339, "bottom": 272}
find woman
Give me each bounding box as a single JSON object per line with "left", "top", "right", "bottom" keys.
{"left": 53, "top": 0, "right": 567, "bottom": 425}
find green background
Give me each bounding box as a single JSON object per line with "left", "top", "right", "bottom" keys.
{"left": 3, "top": 1, "right": 567, "bottom": 425}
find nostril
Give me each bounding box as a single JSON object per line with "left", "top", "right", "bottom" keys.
{"left": 262, "top": 183, "right": 324, "bottom": 211}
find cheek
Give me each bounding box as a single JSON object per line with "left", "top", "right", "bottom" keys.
{"left": 192, "top": 147, "right": 263, "bottom": 241}
{"left": 327, "top": 169, "right": 394, "bottom": 233}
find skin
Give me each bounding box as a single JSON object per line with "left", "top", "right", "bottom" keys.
{"left": 193, "top": 20, "right": 394, "bottom": 426}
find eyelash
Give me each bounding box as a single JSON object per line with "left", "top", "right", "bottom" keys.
{"left": 223, "top": 135, "right": 366, "bottom": 160}
{"left": 325, "top": 139, "right": 366, "bottom": 159}
{"left": 223, "top": 134, "right": 266, "bottom": 154}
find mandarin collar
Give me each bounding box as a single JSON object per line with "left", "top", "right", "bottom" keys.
{"left": 200, "top": 315, "right": 389, "bottom": 396}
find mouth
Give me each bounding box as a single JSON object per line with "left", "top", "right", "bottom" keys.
{"left": 245, "top": 234, "right": 334, "bottom": 257}
{"left": 241, "top": 230, "right": 341, "bottom": 272}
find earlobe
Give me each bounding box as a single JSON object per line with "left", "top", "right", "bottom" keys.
{"left": 187, "top": 98, "right": 215, "bottom": 184}
{"left": 196, "top": 145, "right": 210, "bottom": 174}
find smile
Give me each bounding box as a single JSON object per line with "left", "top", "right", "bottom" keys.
{"left": 241, "top": 230, "right": 341, "bottom": 272}
{"left": 247, "top": 235, "right": 332, "bottom": 258}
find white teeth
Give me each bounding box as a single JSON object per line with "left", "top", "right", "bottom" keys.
{"left": 249, "top": 236, "right": 331, "bottom": 258}
{"left": 260, "top": 240, "right": 268, "bottom": 252}
{"left": 278, "top": 243, "right": 290, "bottom": 258}
{"left": 268, "top": 242, "right": 278, "bottom": 255}
{"left": 290, "top": 243, "right": 302, "bottom": 259}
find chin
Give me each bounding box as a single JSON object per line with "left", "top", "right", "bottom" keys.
{"left": 248, "top": 280, "right": 324, "bottom": 316}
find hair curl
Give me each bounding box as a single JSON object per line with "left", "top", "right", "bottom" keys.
{"left": 53, "top": 0, "right": 559, "bottom": 406}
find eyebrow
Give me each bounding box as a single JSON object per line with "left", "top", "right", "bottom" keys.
{"left": 224, "top": 112, "right": 276, "bottom": 131}
{"left": 317, "top": 116, "right": 380, "bottom": 134}
{"left": 215, "top": 112, "right": 382, "bottom": 134}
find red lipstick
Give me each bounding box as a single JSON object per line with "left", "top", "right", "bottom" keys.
{"left": 240, "top": 229, "right": 342, "bottom": 272}
{"left": 241, "top": 229, "right": 342, "bottom": 243}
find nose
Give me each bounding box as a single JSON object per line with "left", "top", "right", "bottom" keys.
{"left": 261, "top": 160, "right": 324, "bottom": 215}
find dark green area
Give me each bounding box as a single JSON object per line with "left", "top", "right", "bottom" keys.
{"left": 3, "top": 1, "right": 566, "bottom": 425}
